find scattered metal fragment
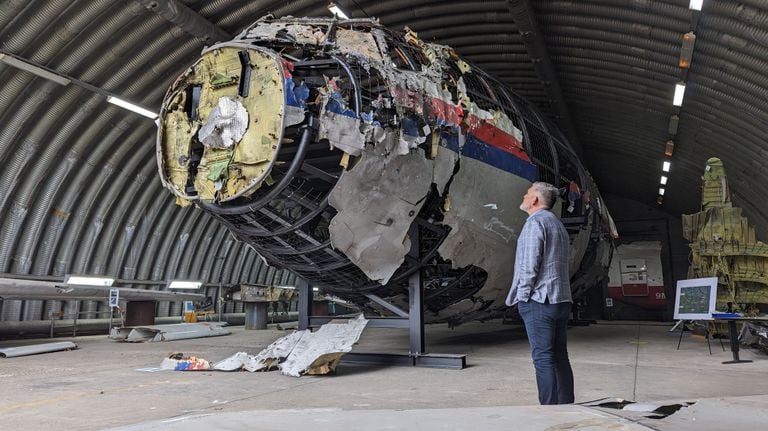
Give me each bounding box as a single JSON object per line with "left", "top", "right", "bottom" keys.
{"left": 0, "top": 341, "right": 78, "bottom": 358}
{"left": 582, "top": 397, "right": 696, "bottom": 421}
{"left": 211, "top": 316, "right": 367, "bottom": 376}
{"left": 279, "top": 314, "right": 368, "bottom": 376}
{"left": 109, "top": 322, "right": 230, "bottom": 342}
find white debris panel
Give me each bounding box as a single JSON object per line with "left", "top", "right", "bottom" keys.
{"left": 214, "top": 330, "right": 304, "bottom": 372}
{"left": 0, "top": 341, "right": 78, "bottom": 358}
{"left": 329, "top": 146, "right": 433, "bottom": 284}
{"left": 110, "top": 322, "right": 230, "bottom": 342}
{"left": 279, "top": 314, "right": 368, "bottom": 377}
{"left": 211, "top": 315, "right": 368, "bottom": 376}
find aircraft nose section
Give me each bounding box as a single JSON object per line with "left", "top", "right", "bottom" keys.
{"left": 157, "top": 45, "right": 288, "bottom": 203}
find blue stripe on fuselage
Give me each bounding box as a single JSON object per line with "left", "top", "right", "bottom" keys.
{"left": 441, "top": 131, "right": 538, "bottom": 182}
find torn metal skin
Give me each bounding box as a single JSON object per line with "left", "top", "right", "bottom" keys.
{"left": 156, "top": 16, "right": 614, "bottom": 325}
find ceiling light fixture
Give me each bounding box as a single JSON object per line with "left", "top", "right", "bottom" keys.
{"left": 107, "top": 96, "right": 158, "bottom": 119}
{"left": 662, "top": 161, "right": 671, "bottom": 172}
{"left": 680, "top": 32, "right": 696, "bottom": 68}
{"left": 0, "top": 52, "right": 71, "bottom": 86}
{"left": 659, "top": 188, "right": 666, "bottom": 196}
{"left": 673, "top": 82, "right": 686, "bottom": 106}
{"left": 328, "top": 2, "right": 349, "bottom": 19}
{"left": 689, "top": 0, "right": 703, "bottom": 11}
{"left": 65, "top": 275, "right": 115, "bottom": 287}
{"left": 660, "top": 175, "right": 668, "bottom": 185}
{"left": 665, "top": 140, "right": 675, "bottom": 157}
{"left": 668, "top": 115, "right": 679, "bottom": 135}
{"left": 168, "top": 280, "right": 202, "bottom": 289}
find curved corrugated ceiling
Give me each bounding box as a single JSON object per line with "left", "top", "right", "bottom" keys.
{"left": 0, "top": 0, "right": 765, "bottom": 321}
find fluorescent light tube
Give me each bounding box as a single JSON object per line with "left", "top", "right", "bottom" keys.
{"left": 0, "top": 53, "right": 71, "bottom": 86}
{"left": 168, "top": 280, "right": 202, "bottom": 289}
{"left": 662, "top": 161, "right": 671, "bottom": 172}
{"left": 689, "top": 0, "right": 703, "bottom": 11}
{"left": 659, "top": 188, "right": 666, "bottom": 196}
{"left": 673, "top": 82, "right": 686, "bottom": 106}
{"left": 660, "top": 175, "right": 668, "bottom": 185}
{"left": 65, "top": 275, "right": 115, "bottom": 286}
{"left": 107, "top": 96, "right": 158, "bottom": 119}
{"left": 328, "top": 3, "right": 349, "bottom": 19}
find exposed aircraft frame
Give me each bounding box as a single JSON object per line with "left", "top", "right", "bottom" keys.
{"left": 157, "top": 16, "right": 617, "bottom": 326}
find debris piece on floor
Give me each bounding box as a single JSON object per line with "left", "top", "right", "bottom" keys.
{"left": 248, "top": 329, "right": 306, "bottom": 372}
{"left": 210, "top": 315, "right": 368, "bottom": 376}
{"left": 213, "top": 351, "right": 250, "bottom": 371}
{"left": 279, "top": 314, "right": 368, "bottom": 377}
{"left": 582, "top": 397, "right": 695, "bottom": 420}
{"left": 160, "top": 353, "right": 211, "bottom": 371}
{"left": 0, "top": 341, "right": 78, "bottom": 358}
{"left": 214, "top": 329, "right": 305, "bottom": 372}
{"left": 109, "top": 322, "right": 230, "bottom": 342}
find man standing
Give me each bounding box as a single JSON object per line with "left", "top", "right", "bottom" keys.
{"left": 506, "top": 181, "right": 574, "bottom": 405}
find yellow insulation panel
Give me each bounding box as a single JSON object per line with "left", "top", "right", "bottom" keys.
{"left": 159, "top": 46, "right": 284, "bottom": 203}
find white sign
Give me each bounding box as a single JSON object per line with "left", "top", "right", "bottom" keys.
{"left": 108, "top": 288, "right": 120, "bottom": 308}
{"left": 673, "top": 277, "right": 718, "bottom": 320}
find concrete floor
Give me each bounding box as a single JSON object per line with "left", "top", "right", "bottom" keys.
{"left": 2, "top": 320, "right": 768, "bottom": 430}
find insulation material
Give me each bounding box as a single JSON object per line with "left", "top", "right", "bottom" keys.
{"left": 491, "top": 110, "right": 524, "bottom": 143}
{"left": 198, "top": 96, "right": 248, "bottom": 149}
{"left": 335, "top": 28, "right": 383, "bottom": 61}
{"left": 246, "top": 23, "right": 327, "bottom": 45}
{"left": 160, "top": 109, "right": 197, "bottom": 195}
{"left": 160, "top": 46, "right": 284, "bottom": 202}
{"left": 279, "top": 315, "right": 368, "bottom": 377}
{"left": 329, "top": 147, "right": 432, "bottom": 284}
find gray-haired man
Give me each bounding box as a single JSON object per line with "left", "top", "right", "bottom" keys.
{"left": 506, "top": 181, "right": 574, "bottom": 405}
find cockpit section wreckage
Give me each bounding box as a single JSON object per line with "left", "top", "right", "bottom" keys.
{"left": 157, "top": 16, "right": 617, "bottom": 326}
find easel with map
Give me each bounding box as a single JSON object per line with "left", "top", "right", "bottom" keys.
{"left": 672, "top": 277, "right": 724, "bottom": 353}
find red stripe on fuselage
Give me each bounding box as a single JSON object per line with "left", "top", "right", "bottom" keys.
{"left": 390, "top": 90, "right": 531, "bottom": 163}
{"left": 467, "top": 116, "right": 530, "bottom": 162}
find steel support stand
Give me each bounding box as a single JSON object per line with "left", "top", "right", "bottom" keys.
{"left": 297, "top": 278, "right": 312, "bottom": 331}
{"left": 303, "top": 223, "right": 466, "bottom": 369}
{"left": 408, "top": 224, "right": 425, "bottom": 356}
{"left": 722, "top": 320, "right": 752, "bottom": 364}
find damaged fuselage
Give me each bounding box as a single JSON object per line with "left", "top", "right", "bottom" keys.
{"left": 157, "top": 16, "right": 616, "bottom": 325}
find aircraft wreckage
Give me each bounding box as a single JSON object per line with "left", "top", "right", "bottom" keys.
{"left": 157, "top": 16, "right": 617, "bottom": 325}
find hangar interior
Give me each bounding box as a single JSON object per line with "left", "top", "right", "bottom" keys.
{"left": 2, "top": 1, "right": 768, "bottom": 430}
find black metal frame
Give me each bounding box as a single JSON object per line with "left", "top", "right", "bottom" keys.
{"left": 297, "top": 224, "right": 466, "bottom": 369}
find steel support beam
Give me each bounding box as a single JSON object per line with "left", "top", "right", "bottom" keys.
{"left": 135, "top": 0, "right": 231, "bottom": 45}
{"left": 408, "top": 223, "right": 425, "bottom": 355}
{"left": 506, "top": 0, "right": 583, "bottom": 156}
{"left": 297, "top": 278, "right": 312, "bottom": 330}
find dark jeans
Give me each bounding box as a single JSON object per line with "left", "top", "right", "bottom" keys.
{"left": 518, "top": 299, "right": 574, "bottom": 405}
